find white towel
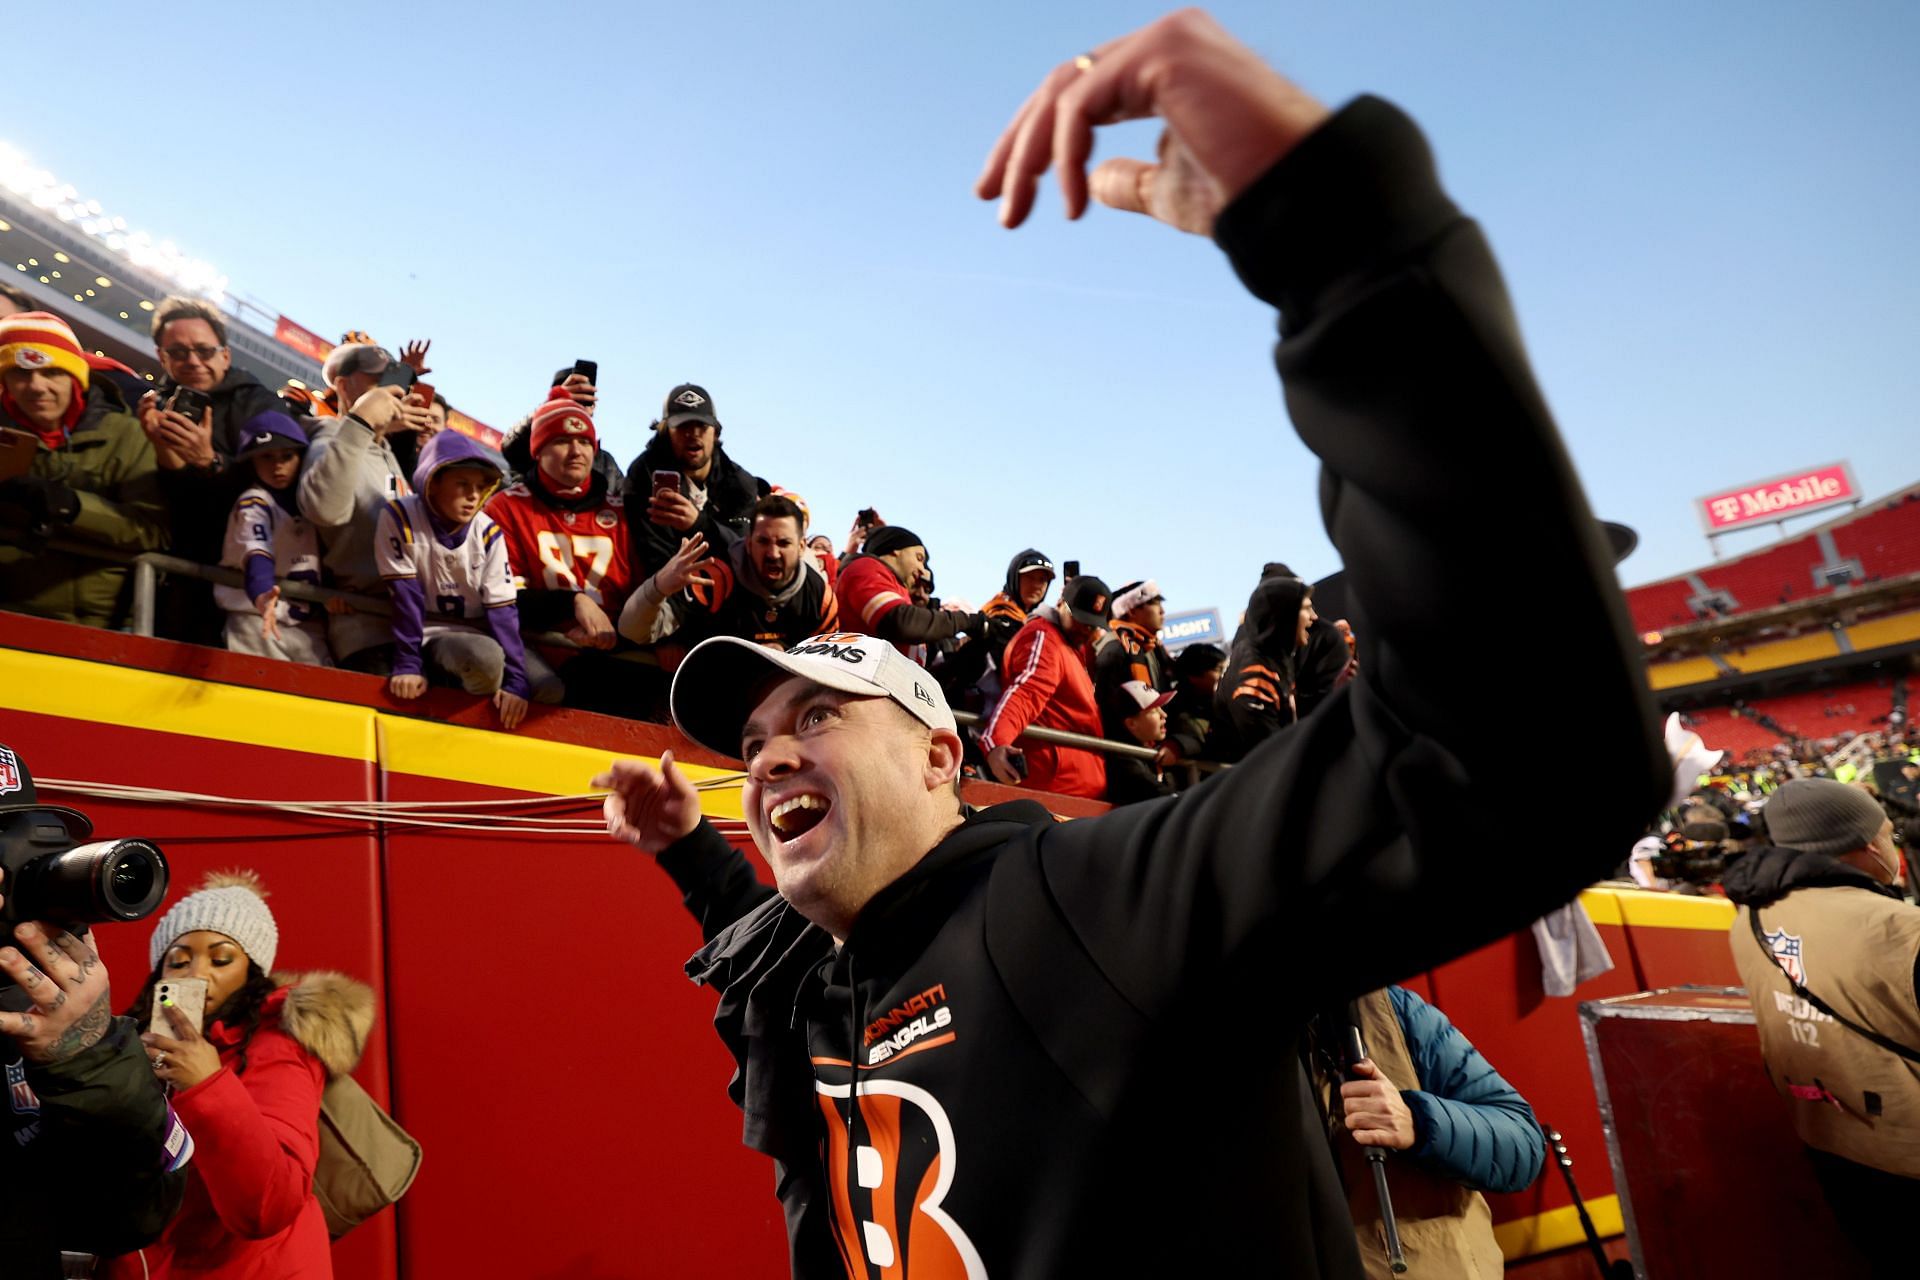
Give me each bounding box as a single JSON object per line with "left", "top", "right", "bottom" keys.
{"left": 1532, "top": 899, "right": 1615, "bottom": 997}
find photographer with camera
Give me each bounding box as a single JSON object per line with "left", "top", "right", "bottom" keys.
{"left": 0, "top": 312, "right": 169, "bottom": 630}
{"left": 297, "top": 343, "right": 432, "bottom": 672}
{"left": 1, "top": 744, "right": 187, "bottom": 1279}
{"left": 1724, "top": 776, "right": 1920, "bottom": 1275}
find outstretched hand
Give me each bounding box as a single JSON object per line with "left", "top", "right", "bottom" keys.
{"left": 975, "top": 9, "right": 1329, "bottom": 234}
{"left": 594, "top": 750, "right": 704, "bottom": 854}
{"left": 652, "top": 534, "right": 716, "bottom": 597}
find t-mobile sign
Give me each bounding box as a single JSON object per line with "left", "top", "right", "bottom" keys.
{"left": 1695, "top": 462, "right": 1858, "bottom": 534}
{"left": 1160, "top": 608, "right": 1223, "bottom": 652}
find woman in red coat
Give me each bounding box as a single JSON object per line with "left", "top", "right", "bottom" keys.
{"left": 105, "top": 871, "right": 372, "bottom": 1280}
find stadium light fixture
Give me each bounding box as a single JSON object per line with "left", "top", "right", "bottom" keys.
{"left": 0, "top": 139, "right": 230, "bottom": 306}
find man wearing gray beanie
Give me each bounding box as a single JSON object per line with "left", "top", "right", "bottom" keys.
{"left": 1722, "top": 776, "right": 1918, "bottom": 1271}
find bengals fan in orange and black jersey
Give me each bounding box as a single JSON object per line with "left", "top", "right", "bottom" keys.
{"left": 486, "top": 388, "right": 638, "bottom": 650}
{"left": 618, "top": 494, "right": 838, "bottom": 662}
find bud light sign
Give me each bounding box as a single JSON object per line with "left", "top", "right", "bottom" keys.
{"left": 1160, "top": 608, "right": 1223, "bottom": 652}
{"left": 1695, "top": 462, "right": 1858, "bottom": 534}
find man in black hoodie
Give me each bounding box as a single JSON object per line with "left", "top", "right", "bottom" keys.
{"left": 597, "top": 12, "right": 1663, "bottom": 1276}
{"left": 1723, "top": 777, "right": 1920, "bottom": 1274}
{"left": 624, "top": 382, "right": 767, "bottom": 575}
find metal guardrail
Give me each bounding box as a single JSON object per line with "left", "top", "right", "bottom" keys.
{"left": 35, "top": 537, "right": 1223, "bottom": 767}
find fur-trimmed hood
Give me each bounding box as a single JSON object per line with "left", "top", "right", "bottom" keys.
{"left": 271, "top": 970, "right": 376, "bottom": 1079}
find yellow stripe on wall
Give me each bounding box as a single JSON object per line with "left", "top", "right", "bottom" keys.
{"left": 376, "top": 714, "right": 745, "bottom": 819}
{"left": 1494, "top": 1194, "right": 1623, "bottom": 1261}
{"left": 1613, "top": 886, "right": 1735, "bottom": 931}
{"left": 0, "top": 648, "right": 375, "bottom": 762}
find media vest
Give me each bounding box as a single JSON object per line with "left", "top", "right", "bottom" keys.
{"left": 1731, "top": 887, "right": 1920, "bottom": 1176}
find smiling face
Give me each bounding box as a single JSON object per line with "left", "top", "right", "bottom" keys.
{"left": 740, "top": 677, "right": 962, "bottom": 939}
{"left": 161, "top": 929, "right": 252, "bottom": 1023}
{"left": 156, "top": 317, "right": 231, "bottom": 391}
{"left": 2, "top": 367, "right": 75, "bottom": 429}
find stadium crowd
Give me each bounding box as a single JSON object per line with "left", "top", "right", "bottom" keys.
{"left": 0, "top": 286, "right": 1355, "bottom": 802}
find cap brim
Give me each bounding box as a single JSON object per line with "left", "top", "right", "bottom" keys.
{"left": 670, "top": 636, "right": 891, "bottom": 761}
{"left": 0, "top": 804, "right": 94, "bottom": 840}
{"left": 663, "top": 412, "right": 718, "bottom": 429}
{"left": 1065, "top": 607, "right": 1108, "bottom": 629}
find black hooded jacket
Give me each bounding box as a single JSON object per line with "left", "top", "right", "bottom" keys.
{"left": 649, "top": 97, "right": 1666, "bottom": 1279}
{"left": 1210, "top": 570, "right": 1310, "bottom": 760}
{"left": 624, "top": 430, "right": 766, "bottom": 575}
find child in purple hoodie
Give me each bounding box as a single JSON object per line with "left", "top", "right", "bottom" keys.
{"left": 374, "top": 431, "right": 538, "bottom": 727}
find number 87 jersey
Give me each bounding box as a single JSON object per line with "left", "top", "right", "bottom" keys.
{"left": 485, "top": 481, "right": 639, "bottom": 618}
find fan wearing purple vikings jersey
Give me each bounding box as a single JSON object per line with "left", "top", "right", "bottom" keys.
{"left": 374, "top": 431, "right": 546, "bottom": 728}
{"left": 216, "top": 413, "right": 331, "bottom": 666}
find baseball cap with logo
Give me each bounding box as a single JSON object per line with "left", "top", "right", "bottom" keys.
{"left": 1114, "top": 680, "right": 1174, "bottom": 714}
{"left": 1060, "top": 575, "right": 1113, "bottom": 629}
{"left": 661, "top": 382, "right": 720, "bottom": 430}
{"left": 0, "top": 742, "right": 94, "bottom": 839}
{"left": 233, "top": 411, "right": 310, "bottom": 460}
{"left": 670, "top": 634, "right": 956, "bottom": 762}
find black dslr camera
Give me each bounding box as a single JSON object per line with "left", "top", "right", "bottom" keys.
{"left": 0, "top": 812, "right": 167, "bottom": 931}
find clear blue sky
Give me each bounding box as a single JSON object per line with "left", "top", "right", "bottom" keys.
{"left": 16, "top": 2, "right": 1919, "bottom": 626}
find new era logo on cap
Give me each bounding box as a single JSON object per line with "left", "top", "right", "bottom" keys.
{"left": 670, "top": 632, "right": 957, "bottom": 761}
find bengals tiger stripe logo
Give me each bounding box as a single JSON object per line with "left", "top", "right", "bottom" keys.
{"left": 814, "top": 1078, "right": 985, "bottom": 1278}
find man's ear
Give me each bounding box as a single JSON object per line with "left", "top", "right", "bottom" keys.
{"left": 925, "top": 728, "right": 964, "bottom": 793}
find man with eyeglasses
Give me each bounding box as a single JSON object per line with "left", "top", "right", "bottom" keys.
{"left": 140, "top": 296, "right": 282, "bottom": 470}
{"left": 130, "top": 297, "right": 288, "bottom": 643}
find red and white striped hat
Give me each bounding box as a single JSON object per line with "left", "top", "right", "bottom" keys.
{"left": 0, "top": 311, "right": 90, "bottom": 390}
{"left": 529, "top": 386, "right": 597, "bottom": 457}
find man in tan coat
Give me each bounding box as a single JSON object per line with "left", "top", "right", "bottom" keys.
{"left": 1725, "top": 776, "right": 1920, "bottom": 1275}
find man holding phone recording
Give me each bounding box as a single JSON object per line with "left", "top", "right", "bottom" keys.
{"left": 297, "top": 342, "right": 434, "bottom": 671}
{"left": 623, "top": 381, "right": 768, "bottom": 577}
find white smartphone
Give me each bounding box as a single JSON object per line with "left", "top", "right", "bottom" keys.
{"left": 151, "top": 977, "right": 209, "bottom": 1036}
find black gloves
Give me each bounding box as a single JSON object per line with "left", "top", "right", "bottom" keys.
{"left": 0, "top": 474, "right": 81, "bottom": 527}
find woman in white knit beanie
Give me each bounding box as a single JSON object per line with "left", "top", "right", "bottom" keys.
{"left": 107, "top": 870, "right": 372, "bottom": 1280}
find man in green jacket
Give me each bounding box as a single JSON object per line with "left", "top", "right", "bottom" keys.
{"left": 0, "top": 311, "right": 169, "bottom": 628}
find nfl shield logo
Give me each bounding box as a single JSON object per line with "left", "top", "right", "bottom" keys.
{"left": 6, "top": 1061, "right": 39, "bottom": 1116}
{"left": 1764, "top": 927, "right": 1806, "bottom": 985}
{"left": 0, "top": 746, "right": 20, "bottom": 797}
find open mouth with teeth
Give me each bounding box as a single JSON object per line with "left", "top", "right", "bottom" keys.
{"left": 769, "top": 793, "right": 832, "bottom": 842}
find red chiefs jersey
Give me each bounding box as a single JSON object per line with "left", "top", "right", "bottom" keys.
{"left": 485, "top": 483, "right": 639, "bottom": 617}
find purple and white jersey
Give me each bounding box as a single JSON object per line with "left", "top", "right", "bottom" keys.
{"left": 215, "top": 487, "right": 323, "bottom": 622}
{"left": 374, "top": 494, "right": 516, "bottom": 623}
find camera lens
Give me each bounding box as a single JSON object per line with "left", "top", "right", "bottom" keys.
{"left": 107, "top": 848, "right": 160, "bottom": 913}
{"left": 3, "top": 839, "right": 169, "bottom": 925}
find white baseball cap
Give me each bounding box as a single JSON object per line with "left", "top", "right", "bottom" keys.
{"left": 671, "top": 633, "right": 957, "bottom": 761}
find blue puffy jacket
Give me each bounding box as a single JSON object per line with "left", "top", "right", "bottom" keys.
{"left": 1390, "top": 985, "right": 1545, "bottom": 1193}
